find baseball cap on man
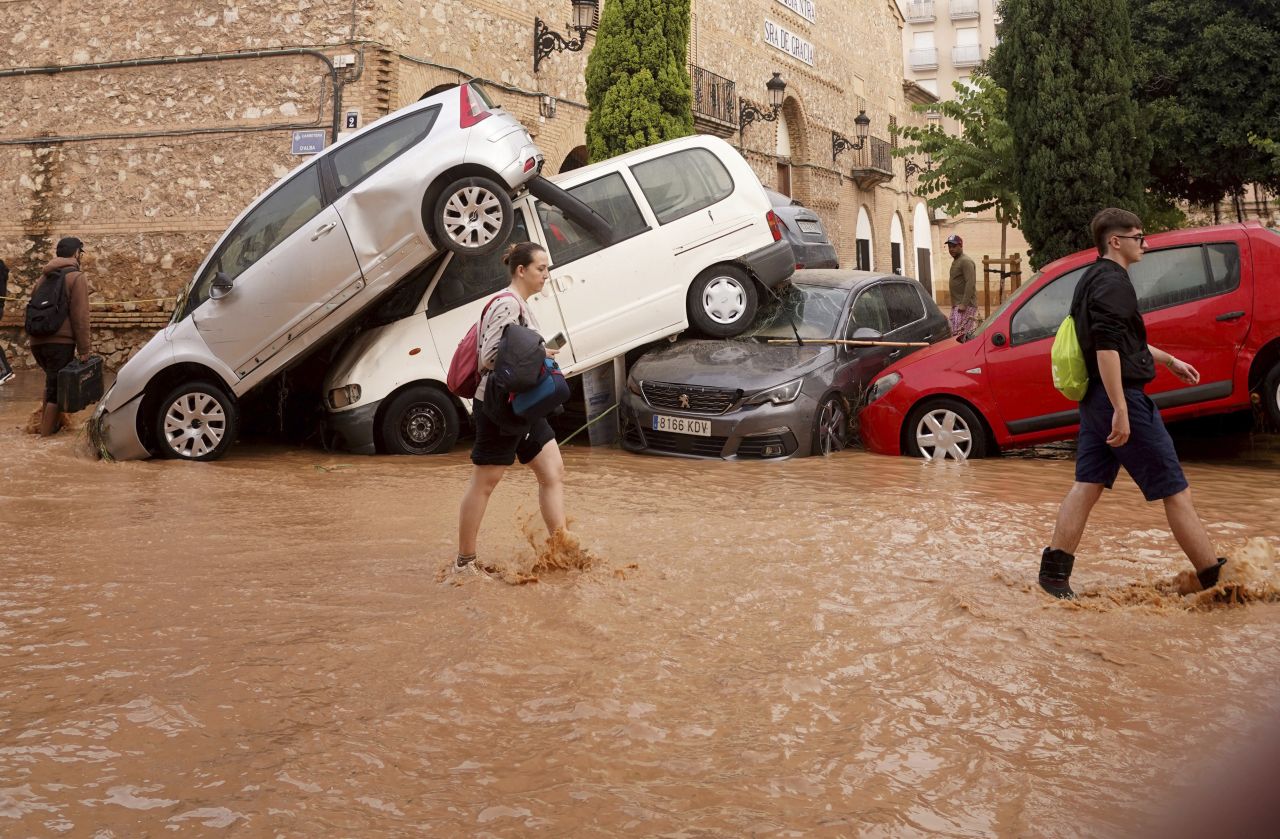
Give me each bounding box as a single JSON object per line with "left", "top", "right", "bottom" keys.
{"left": 944, "top": 234, "right": 963, "bottom": 246}
{"left": 55, "top": 236, "right": 85, "bottom": 257}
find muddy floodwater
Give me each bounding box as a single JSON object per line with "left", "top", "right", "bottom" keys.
{"left": 2, "top": 373, "right": 1279, "bottom": 837}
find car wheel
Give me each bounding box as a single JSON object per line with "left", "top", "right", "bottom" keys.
{"left": 431, "top": 175, "right": 514, "bottom": 256}
{"left": 154, "top": 381, "right": 237, "bottom": 461}
{"left": 905, "top": 399, "right": 987, "bottom": 461}
{"left": 688, "top": 265, "right": 758, "bottom": 338}
{"left": 381, "top": 386, "right": 459, "bottom": 455}
{"left": 811, "top": 395, "right": 850, "bottom": 457}
{"left": 1263, "top": 361, "right": 1280, "bottom": 428}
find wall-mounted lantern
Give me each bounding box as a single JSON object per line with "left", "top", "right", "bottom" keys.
{"left": 738, "top": 72, "right": 787, "bottom": 144}
{"left": 832, "top": 110, "right": 872, "bottom": 161}
{"left": 533, "top": 1, "right": 598, "bottom": 73}
{"left": 539, "top": 94, "right": 558, "bottom": 119}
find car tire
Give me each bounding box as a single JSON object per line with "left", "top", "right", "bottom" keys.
{"left": 431, "top": 175, "right": 514, "bottom": 256}
{"left": 904, "top": 399, "right": 988, "bottom": 461}
{"left": 1263, "top": 361, "right": 1280, "bottom": 428}
{"left": 811, "top": 394, "right": 850, "bottom": 457}
{"left": 381, "top": 385, "right": 460, "bottom": 456}
{"left": 688, "top": 265, "right": 758, "bottom": 338}
{"left": 154, "top": 381, "right": 237, "bottom": 462}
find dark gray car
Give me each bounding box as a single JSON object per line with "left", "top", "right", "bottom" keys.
{"left": 620, "top": 270, "right": 950, "bottom": 459}
{"left": 766, "top": 189, "right": 839, "bottom": 269}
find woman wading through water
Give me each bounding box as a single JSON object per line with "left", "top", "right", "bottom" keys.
{"left": 455, "top": 242, "right": 573, "bottom": 577}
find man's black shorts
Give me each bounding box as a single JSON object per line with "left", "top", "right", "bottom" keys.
{"left": 470, "top": 401, "right": 556, "bottom": 466}
{"left": 32, "top": 344, "right": 76, "bottom": 405}
{"left": 1075, "top": 382, "right": 1188, "bottom": 501}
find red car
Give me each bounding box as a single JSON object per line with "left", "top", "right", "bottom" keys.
{"left": 860, "top": 222, "right": 1280, "bottom": 459}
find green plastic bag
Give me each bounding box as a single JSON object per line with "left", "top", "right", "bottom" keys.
{"left": 1051, "top": 315, "right": 1089, "bottom": 401}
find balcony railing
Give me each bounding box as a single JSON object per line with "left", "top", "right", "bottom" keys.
{"left": 952, "top": 43, "right": 982, "bottom": 67}
{"left": 906, "top": 1, "right": 934, "bottom": 22}
{"left": 689, "top": 64, "right": 737, "bottom": 129}
{"left": 851, "top": 136, "right": 895, "bottom": 190}
{"left": 909, "top": 48, "right": 939, "bottom": 70}
{"left": 950, "top": 0, "right": 980, "bottom": 19}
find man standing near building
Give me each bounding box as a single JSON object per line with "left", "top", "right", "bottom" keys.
{"left": 1038, "top": 208, "right": 1226, "bottom": 599}
{"left": 945, "top": 234, "right": 978, "bottom": 337}
{"left": 27, "top": 237, "right": 92, "bottom": 436}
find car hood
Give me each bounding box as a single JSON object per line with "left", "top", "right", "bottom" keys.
{"left": 631, "top": 339, "right": 831, "bottom": 390}
{"left": 877, "top": 334, "right": 980, "bottom": 378}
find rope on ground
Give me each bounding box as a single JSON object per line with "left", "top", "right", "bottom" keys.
{"left": 560, "top": 402, "right": 619, "bottom": 446}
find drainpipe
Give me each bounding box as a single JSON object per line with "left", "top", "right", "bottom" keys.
{"left": 0, "top": 48, "right": 344, "bottom": 142}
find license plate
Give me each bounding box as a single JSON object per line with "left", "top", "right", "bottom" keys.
{"left": 652, "top": 414, "right": 711, "bottom": 436}
{"left": 797, "top": 219, "right": 821, "bottom": 234}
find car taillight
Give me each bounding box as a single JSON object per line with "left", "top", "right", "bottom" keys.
{"left": 459, "top": 84, "right": 491, "bottom": 128}
{"left": 523, "top": 157, "right": 536, "bottom": 172}
{"left": 766, "top": 210, "right": 784, "bottom": 242}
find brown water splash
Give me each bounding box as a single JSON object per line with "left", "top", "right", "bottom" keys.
{"left": 1072, "top": 538, "right": 1280, "bottom": 612}
{"left": 439, "top": 517, "right": 600, "bottom": 586}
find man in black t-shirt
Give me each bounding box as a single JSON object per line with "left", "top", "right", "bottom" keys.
{"left": 1038, "top": 208, "right": 1227, "bottom": 599}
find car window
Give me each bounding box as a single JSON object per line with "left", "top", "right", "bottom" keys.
{"left": 1131, "top": 243, "right": 1241, "bottom": 312}
{"left": 537, "top": 172, "right": 646, "bottom": 265}
{"left": 182, "top": 165, "right": 325, "bottom": 319}
{"left": 741, "top": 282, "right": 846, "bottom": 340}
{"left": 630, "top": 147, "right": 734, "bottom": 224}
{"left": 331, "top": 107, "right": 440, "bottom": 195}
{"left": 428, "top": 211, "right": 531, "bottom": 315}
{"left": 1009, "top": 266, "right": 1088, "bottom": 345}
{"left": 883, "top": 282, "right": 927, "bottom": 331}
{"left": 849, "top": 287, "right": 892, "bottom": 335}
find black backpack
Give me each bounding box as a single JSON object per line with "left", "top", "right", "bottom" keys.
{"left": 24, "top": 267, "right": 74, "bottom": 337}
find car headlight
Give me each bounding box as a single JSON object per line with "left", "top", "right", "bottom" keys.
{"left": 627, "top": 376, "right": 642, "bottom": 396}
{"left": 867, "top": 372, "right": 901, "bottom": 405}
{"left": 328, "top": 384, "right": 362, "bottom": 410}
{"left": 746, "top": 378, "right": 802, "bottom": 406}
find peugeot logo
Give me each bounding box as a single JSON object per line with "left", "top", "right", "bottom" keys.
{"left": 679, "top": 394, "right": 690, "bottom": 409}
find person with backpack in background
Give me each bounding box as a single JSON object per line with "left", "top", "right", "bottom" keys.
{"left": 0, "top": 258, "right": 15, "bottom": 385}
{"left": 453, "top": 241, "right": 572, "bottom": 578}
{"left": 1038, "top": 208, "right": 1226, "bottom": 599}
{"left": 26, "top": 237, "right": 92, "bottom": 436}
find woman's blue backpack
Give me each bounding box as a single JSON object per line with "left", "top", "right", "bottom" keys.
{"left": 512, "top": 358, "right": 570, "bottom": 420}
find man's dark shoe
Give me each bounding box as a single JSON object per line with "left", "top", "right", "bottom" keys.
{"left": 1038, "top": 547, "right": 1076, "bottom": 599}
{"left": 1196, "top": 558, "right": 1227, "bottom": 590}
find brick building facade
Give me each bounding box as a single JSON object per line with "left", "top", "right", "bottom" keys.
{"left": 1, "top": 0, "right": 946, "bottom": 369}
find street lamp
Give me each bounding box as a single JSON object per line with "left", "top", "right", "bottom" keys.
{"left": 832, "top": 109, "right": 871, "bottom": 162}
{"left": 904, "top": 152, "right": 934, "bottom": 179}
{"left": 738, "top": 72, "right": 787, "bottom": 144}
{"left": 539, "top": 94, "right": 558, "bottom": 119}
{"left": 533, "top": 0, "right": 598, "bottom": 73}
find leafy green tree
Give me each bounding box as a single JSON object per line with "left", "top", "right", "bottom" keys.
{"left": 893, "top": 75, "right": 1020, "bottom": 263}
{"left": 991, "top": 0, "right": 1151, "bottom": 268}
{"left": 584, "top": 0, "right": 694, "bottom": 162}
{"left": 1132, "top": 0, "right": 1280, "bottom": 207}
{"left": 1250, "top": 135, "right": 1280, "bottom": 180}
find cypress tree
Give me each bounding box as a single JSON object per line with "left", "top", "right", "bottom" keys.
{"left": 584, "top": 0, "right": 694, "bottom": 163}
{"left": 991, "top": 0, "right": 1151, "bottom": 268}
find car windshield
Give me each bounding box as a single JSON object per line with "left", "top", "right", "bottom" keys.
{"left": 963, "top": 272, "right": 1041, "bottom": 341}
{"left": 741, "top": 282, "right": 846, "bottom": 341}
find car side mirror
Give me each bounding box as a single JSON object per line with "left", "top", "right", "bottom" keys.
{"left": 209, "top": 272, "right": 234, "bottom": 300}
{"left": 852, "top": 327, "right": 883, "bottom": 341}
{"left": 991, "top": 332, "right": 1007, "bottom": 347}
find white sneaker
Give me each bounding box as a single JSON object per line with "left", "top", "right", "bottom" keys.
{"left": 0, "top": 371, "right": 14, "bottom": 386}
{"left": 450, "top": 557, "right": 493, "bottom": 581}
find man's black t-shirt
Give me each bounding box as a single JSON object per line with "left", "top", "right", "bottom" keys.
{"left": 1070, "top": 257, "right": 1156, "bottom": 387}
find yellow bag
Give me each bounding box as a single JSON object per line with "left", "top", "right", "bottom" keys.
{"left": 1051, "top": 315, "right": 1088, "bottom": 401}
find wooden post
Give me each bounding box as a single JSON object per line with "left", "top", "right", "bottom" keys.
{"left": 981, "top": 255, "right": 991, "bottom": 315}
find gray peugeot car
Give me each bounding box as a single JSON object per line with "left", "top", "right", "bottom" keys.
{"left": 620, "top": 270, "right": 949, "bottom": 459}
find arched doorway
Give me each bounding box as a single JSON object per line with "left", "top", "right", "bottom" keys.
{"left": 890, "top": 213, "right": 905, "bottom": 275}
{"left": 913, "top": 202, "right": 934, "bottom": 295}
{"left": 855, "top": 206, "right": 874, "bottom": 271}
{"left": 559, "top": 145, "right": 588, "bottom": 174}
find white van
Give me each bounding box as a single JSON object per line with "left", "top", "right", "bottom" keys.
{"left": 324, "top": 134, "right": 795, "bottom": 455}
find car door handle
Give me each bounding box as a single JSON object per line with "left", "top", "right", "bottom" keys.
{"left": 310, "top": 222, "right": 337, "bottom": 241}
{"left": 1215, "top": 310, "right": 1245, "bottom": 322}
{"left": 554, "top": 276, "right": 571, "bottom": 293}
{"left": 888, "top": 349, "right": 903, "bottom": 359}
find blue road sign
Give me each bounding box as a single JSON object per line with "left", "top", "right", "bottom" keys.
{"left": 291, "top": 130, "right": 327, "bottom": 155}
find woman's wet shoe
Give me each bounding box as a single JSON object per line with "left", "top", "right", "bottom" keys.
{"left": 1038, "top": 547, "right": 1076, "bottom": 599}
{"left": 1196, "top": 558, "right": 1227, "bottom": 590}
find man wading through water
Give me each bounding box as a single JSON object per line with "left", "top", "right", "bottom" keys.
{"left": 1039, "top": 208, "right": 1226, "bottom": 598}
{"left": 454, "top": 242, "right": 574, "bottom": 577}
